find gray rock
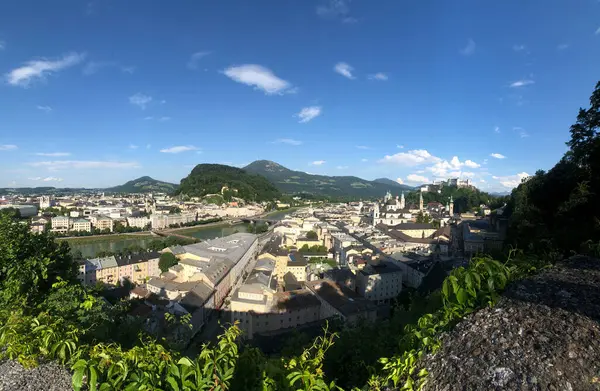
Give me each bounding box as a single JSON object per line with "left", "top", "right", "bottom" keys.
{"left": 0, "top": 360, "right": 72, "bottom": 391}
{"left": 421, "top": 255, "right": 600, "bottom": 391}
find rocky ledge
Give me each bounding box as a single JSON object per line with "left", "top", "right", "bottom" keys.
{"left": 0, "top": 360, "right": 72, "bottom": 391}
{"left": 421, "top": 255, "right": 600, "bottom": 391}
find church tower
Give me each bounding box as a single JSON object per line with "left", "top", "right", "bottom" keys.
{"left": 449, "top": 195, "right": 454, "bottom": 216}
{"left": 373, "top": 203, "right": 380, "bottom": 227}
{"left": 400, "top": 192, "right": 405, "bottom": 209}
{"left": 419, "top": 191, "right": 424, "bottom": 212}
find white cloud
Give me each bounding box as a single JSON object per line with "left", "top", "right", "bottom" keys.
{"left": 460, "top": 39, "right": 476, "bottom": 56}
{"left": 464, "top": 160, "right": 480, "bottom": 168}
{"left": 334, "top": 62, "right": 355, "bottom": 79}
{"left": 36, "top": 105, "right": 52, "bottom": 113}
{"left": 0, "top": 145, "right": 17, "bottom": 151}
{"left": 296, "top": 106, "right": 322, "bottom": 123}
{"left": 510, "top": 79, "right": 534, "bottom": 88}
{"left": 483, "top": 159, "right": 488, "bottom": 165}
{"left": 397, "top": 144, "right": 404, "bottom": 149}
{"left": 378, "top": 149, "right": 440, "bottom": 166}
{"left": 5, "top": 52, "right": 85, "bottom": 87}
{"left": 311, "top": 160, "right": 326, "bottom": 166}
{"left": 28, "top": 160, "right": 140, "bottom": 171}
{"left": 158, "top": 116, "right": 171, "bottom": 122}
{"left": 121, "top": 66, "right": 136, "bottom": 74}
{"left": 493, "top": 172, "right": 530, "bottom": 188}
{"left": 356, "top": 145, "right": 370, "bottom": 149}
{"left": 494, "top": 126, "right": 500, "bottom": 133}
{"left": 406, "top": 174, "right": 429, "bottom": 184}
{"left": 368, "top": 73, "right": 388, "bottom": 81}
{"left": 595, "top": 27, "right": 600, "bottom": 35}
{"left": 316, "top": 0, "right": 354, "bottom": 22}
{"left": 143, "top": 116, "right": 154, "bottom": 120}
{"left": 512, "top": 44, "right": 526, "bottom": 52}
{"left": 396, "top": 178, "right": 404, "bottom": 185}
{"left": 129, "top": 144, "right": 139, "bottom": 149}
{"left": 273, "top": 138, "right": 303, "bottom": 146}
{"left": 336, "top": 165, "right": 348, "bottom": 169}
{"left": 28, "top": 176, "right": 63, "bottom": 182}
{"left": 129, "top": 93, "right": 152, "bottom": 110}
{"left": 159, "top": 145, "right": 199, "bottom": 154}
{"left": 222, "top": 64, "right": 294, "bottom": 95}
{"left": 361, "top": 158, "right": 368, "bottom": 162}
{"left": 490, "top": 153, "right": 506, "bottom": 159}
{"left": 187, "top": 51, "right": 211, "bottom": 70}
{"left": 34, "top": 152, "right": 70, "bottom": 157}
{"left": 557, "top": 43, "right": 569, "bottom": 50}
{"left": 480, "top": 179, "right": 486, "bottom": 183}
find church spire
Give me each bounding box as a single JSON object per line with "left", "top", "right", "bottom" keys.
{"left": 419, "top": 191, "right": 424, "bottom": 211}
{"left": 400, "top": 191, "right": 405, "bottom": 209}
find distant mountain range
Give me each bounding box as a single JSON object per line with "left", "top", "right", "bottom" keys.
{"left": 104, "top": 176, "right": 178, "bottom": 194}
{"left": 243, "top": 160, "right": 413, "bottom": 198}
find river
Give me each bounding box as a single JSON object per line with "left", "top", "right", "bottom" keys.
{"left": 68, "top": 208, "right": 298, "bottom": 258}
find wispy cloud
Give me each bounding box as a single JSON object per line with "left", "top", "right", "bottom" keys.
{"left": 368, "top": 73, "right": 388, "bottom": 81}
{"left": 397, "top": 145, "right": 404, "bottom": 149}
{"left": 146, "top": 144, "right": 151, "bottom": 149}
{"left": 143, "top": 116, "right": 154, "bottom": 120}
{"left": 557, "top": 43, "right": 570, "bottom": 51}
{"left": 490, "top": 153, "right": 506, "bottom": 159}
{"left": 492, "top": 172, "right": 530, "bottom": 188}
{"left": 356, "top": 145, "right": 370, "bottom": 150}
{"left": 83, "top": 61, "right": 114, "bottom": 75}
{"left": 28, "top": 160, "right": 140, "bottom": 171}
{"left": 222, "top": 64, "right": 295, "bottom": 95}
{"left": 36, "top": 105, "right": 52, "bottom": 113}
{"left": 513, "top": 127, "right": 529, "bottom": 138}
{"left": 316, "top": 0, "right": 356, "bottom": 23}
{"left": 396, "top": 178, "right": 404, "bottom": 184}
{"left": 273, "top": 138, "right": 303, "bottom": 146}
{"left": 296, "top": 106, "right": 322, "bottom": 123}
{"left": 378, "top": 149, "right": 440, "bottom": 166}
{"left": 121, "top": 66, "right": 136, "bottom": 74}
{"left": 187, "top": 51, "right": 211, "bottom": 70}
{"left": 158, "top": 116, "right": 171, "bottom": 122}
{"left": 29, "top": 176, "right": 63, "bottom": 182}
{"left": 129, "top": 93, "right": 152, "bottom": 110}
{"left": 0, "top": 40, "right": 5, "bottom": 50}
{"left": 494, "top": 126, "right": 500, "bottom": 133}
{"left": 595, "top": 27, "right": 600, "bottom": 35}
{"left": 159, "top": 145, "right": 199, "bottom": 154}
{"left": 460, "top": 39, "right": 476, "bottom": 56}
{"left": 310, "top": 160, "right": 326, "bottom": 166}
{"left": 129, "top": 144, "right": 139, "bottom": 150}
{"left": 406, "top": 174, "right": 429, "bottom": 183}
{"left": 336, "top": 165, "right": 348, "bottom": 169}
{"left": 361, "top": 158, "right": 368, "bottom": 162}
{"left": 34, "top": 152, "right": 70, "bottom": 157}
{"left": 0, "top": 145, "right": 18, "bottom": 151}
{"left": 510, "top": 79, "right": 534, "bottom": 88}
{"left": 5, "top": 52, "right": 85, "bottom": 87}
{"left": 512, "top": 44, "right": 526, "bottom": 52}
{"left": 334, "top": 62, "right": 355, "bottom": 79}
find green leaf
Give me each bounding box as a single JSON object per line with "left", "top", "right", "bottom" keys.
{"left": 72, "top": 368, "right": 85, "bottom": 391}
{"left": 166, "top": 377, "right": 180, "bottom": 391}
{"left": 456, "top": 289, "right": 468, "bottom": 305}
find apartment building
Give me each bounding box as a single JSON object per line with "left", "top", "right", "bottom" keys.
{"left": 51, "top": 216, "right": 70, "bottom": 233}
{"left": 115, "top": 252, "right": 160, "bottom": 285}
{"left": 93, "top": 216, "right": 113, "bottom": 232}
{"left": 356, "top": 260, "right": 403, "bottom": 304}
{"left": 286, "top": 254, "right": 307, "bottom": 282}
{"left": 151, "top": 212, "right": 196, "bottom": 229}
{"left": 306, "top": 280, "right": 377, "bottom": 325}
{"left": 127, "top": 216, "right": 151, "bottom": 229}
{"left": 71, "top": 218, "right": 92, "bottom": 232}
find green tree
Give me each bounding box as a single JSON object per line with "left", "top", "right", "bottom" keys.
{"left": 306, "top": 230, "right": 318, "bottom": 240}
{"left": 159, "top": 252, "right": 178, "bottom": 273}
{"left": 0, "top": 214, "right": 77, "bottom": 307}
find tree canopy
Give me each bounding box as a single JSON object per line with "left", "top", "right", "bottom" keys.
{"left": 159, "top": 252, "right": 179, "bottom": 273}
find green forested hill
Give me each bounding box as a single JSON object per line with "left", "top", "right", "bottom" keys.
{"left": 176, "top": 164, "right": 280, "bottom": 201}
{"left": 243, "top": 160, "right": 413, "bottom": 198}
{"left": 105, "top": 176, "right": 178, "bottom": 193}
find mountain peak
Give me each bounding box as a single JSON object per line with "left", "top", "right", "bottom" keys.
{"left": 244, "top": 160, "right": 290, "bottom": 173}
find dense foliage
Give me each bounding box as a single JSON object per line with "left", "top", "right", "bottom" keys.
{"left": 506, "top": 81, "right": 600, "bottom": 254}
{"left": 177, "top": 164, "right": 281, "bottom": 202}
{"left": 159, "top": 252, "right": 179, "bottom": 273}
{"left": 244, "top": 160, "right": 413, "bottom": 198}
{"left": 405, "top": 186, "right": 494, "bottom": 214}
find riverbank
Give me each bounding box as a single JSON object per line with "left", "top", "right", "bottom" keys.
{"left": 57, "top": 233, "right": 154, "bottom": 243}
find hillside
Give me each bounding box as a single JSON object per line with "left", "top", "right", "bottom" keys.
{"left": 373, "top": 177, "right": 408, "bottom": 188}
{"left": 243, "top": 160, "right": 413, "bottom": 198}
{"left": 176, "top": 164, "right": 280, "bottom": 202}
{"left": 105, "top": 176, "right": 178, "bottom": 194}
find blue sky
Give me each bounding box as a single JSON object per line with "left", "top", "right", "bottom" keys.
{"left": 1, "top": 0, "right": 599, "bottom": 192}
